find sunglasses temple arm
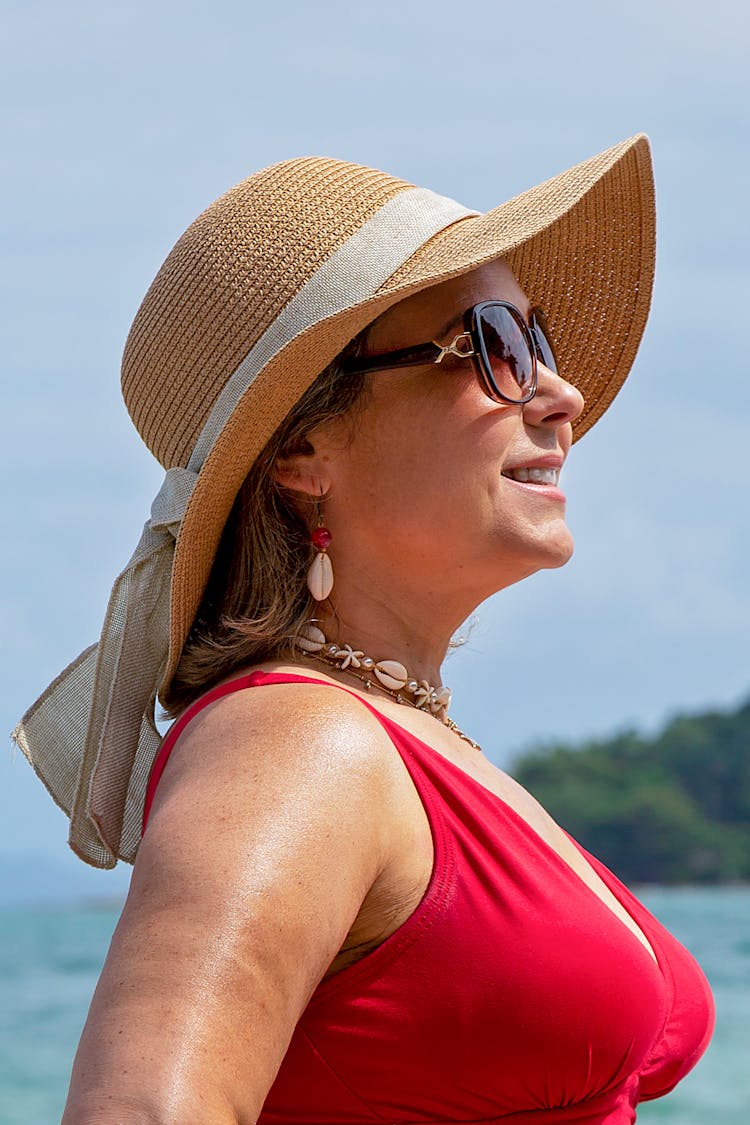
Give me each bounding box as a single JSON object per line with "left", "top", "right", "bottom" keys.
{"left": 340, "top": 342, "right": 442, "bottom": 375}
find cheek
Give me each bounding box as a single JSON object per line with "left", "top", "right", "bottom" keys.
{"left": 367, "top": 415, "right": 514, "bottom": 538}
{"left": 338, "top": 377, "right": 524, "bottom": 538}
{"left": 351, "top": 386, "right": 460, "bottom": 488}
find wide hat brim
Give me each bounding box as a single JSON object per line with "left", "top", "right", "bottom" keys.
{"left": 165, "top": 134, "right": 654, "bottom": 699}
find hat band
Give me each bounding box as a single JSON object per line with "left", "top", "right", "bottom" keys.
{"left": 13, "top": 185, "right": 479, "bottom": 868}
{"left": 188, "top": 187, "right": 477, "bottom": 472}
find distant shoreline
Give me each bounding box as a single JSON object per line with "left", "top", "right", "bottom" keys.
{"left": 3, "top": 883, "right": 750, "bottom": 914}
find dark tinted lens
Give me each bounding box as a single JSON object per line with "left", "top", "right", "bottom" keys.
{"left": 475, "top": 304, "right": 534, "bottom": 402}
{"left": 530, "top": 307, "right": 557, "bottom": 373}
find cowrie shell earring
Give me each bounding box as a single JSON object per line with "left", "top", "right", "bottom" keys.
{"left": 307, "top": 505, "right": 334, "bottom": 601}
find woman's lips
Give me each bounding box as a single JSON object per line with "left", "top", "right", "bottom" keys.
{"left": 501, "top": 468, "right": 566, "bottom": 504}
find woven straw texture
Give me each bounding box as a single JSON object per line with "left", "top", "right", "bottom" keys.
{"left": 123, "top": 160, "right": 413, "bottom": 468}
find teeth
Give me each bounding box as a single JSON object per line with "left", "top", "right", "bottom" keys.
{"left": 529, "top": 467, "right": 557, "bottom": 484}
{"left": 504, "top": 466, "right": 559, "bottom": 485}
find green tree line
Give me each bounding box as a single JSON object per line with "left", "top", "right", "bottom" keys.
{"left": 512, "top": 696, "right": 750, "bottom": 884}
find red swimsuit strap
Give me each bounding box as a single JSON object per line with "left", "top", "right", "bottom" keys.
{"left": 142, "top": 669, "right": 414, "bottom": 831}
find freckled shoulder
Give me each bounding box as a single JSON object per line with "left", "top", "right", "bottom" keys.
{"left": 147, "top": 679, "right": 411, "bottom": 829}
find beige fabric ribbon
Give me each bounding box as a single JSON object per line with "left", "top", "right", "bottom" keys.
{"left": 12, "top": 467, "right": 197, "bottom": 867}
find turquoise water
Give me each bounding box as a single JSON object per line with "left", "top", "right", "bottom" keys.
{"left": 1, "top": 887, "right": 747, "bottom": 1124}
{"left": 634, "top": 887, "right": 749, "bottom": 1123}
{"left": 0, "top": 902, "right": 122, "bottom": 1125}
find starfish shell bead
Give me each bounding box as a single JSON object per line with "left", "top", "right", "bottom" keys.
{"left": 334, "top": 644, "right": 364, "bottom": 670}
{"left": 411, "top": 680, "right": 434, "bottom": 710}
{"left": 430, "top": 686, "right": 452, "bottom": 715}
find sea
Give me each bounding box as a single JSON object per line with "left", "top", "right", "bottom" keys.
{"left": 0, "top": 886, "right": 747, "bottom": 1125}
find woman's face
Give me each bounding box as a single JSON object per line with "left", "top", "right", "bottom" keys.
{"left": 311, "top": 259, "right": 585, "bottom": 606}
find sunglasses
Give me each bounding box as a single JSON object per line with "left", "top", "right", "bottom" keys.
{"left": 341, "top": 300, "right": 557, "bottom": 404}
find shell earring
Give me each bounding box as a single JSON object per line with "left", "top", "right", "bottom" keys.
{"left": 306, "top": 502, "right": 334, "bottom": 602}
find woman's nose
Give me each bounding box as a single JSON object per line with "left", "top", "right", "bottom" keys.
{"left": 522, "top": 363, "right": 584, "bottom": 429}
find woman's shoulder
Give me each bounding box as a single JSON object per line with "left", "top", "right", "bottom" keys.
{"left": 180, "top": 659, "right": 395, "bottom": 746}
{"left": 152, "top": 661, "right": 405, "bottom": 818}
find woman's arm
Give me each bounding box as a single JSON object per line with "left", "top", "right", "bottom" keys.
{"left": 62, "top": 683, "right": 397, "bottom": 1124}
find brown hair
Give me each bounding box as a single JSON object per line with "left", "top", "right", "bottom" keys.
{"left": 163, "top": 335, "right": 369, "bottom": 717}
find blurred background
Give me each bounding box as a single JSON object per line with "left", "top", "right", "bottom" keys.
{"left": 1, "top": 0, "right": 748, "bottom": 1121}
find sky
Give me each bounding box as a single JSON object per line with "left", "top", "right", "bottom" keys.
{"left": 1, "top": 0, "right": 749, "bottom": 901}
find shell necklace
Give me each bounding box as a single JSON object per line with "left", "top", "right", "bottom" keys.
{"left": 295, "top": 621, "right": 482, "bottom": 751}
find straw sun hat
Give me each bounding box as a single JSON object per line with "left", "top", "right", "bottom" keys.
{"left": 14, "top": 134, "right": 656, "bottom": 868}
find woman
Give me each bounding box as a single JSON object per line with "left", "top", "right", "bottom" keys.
{"left": 16, "top": 135, "right": 714, "bottom": 1123}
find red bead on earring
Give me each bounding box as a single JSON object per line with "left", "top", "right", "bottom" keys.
{"left": 311, "top": 525, "right": 333, "bottom": 551}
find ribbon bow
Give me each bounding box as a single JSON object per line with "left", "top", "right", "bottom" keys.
{"left": 12, "top": 467, "right": 197, "bottom": 868}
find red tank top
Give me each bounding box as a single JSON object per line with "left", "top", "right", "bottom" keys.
{"left": 143, "top": 671, "right": 715, "bottom": 1124}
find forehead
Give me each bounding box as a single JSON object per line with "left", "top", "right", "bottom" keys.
{"left": 365, "top": 259, "right": 530, "bottom": 350}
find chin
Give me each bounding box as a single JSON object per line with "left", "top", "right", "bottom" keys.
{"left": 523, "top": 523, "right": 575, "bottom": 573}
{"left": 484, "top": 520, "right": 575, "bottom": 589}
{"left": 539, "top": 528, "right": 575, "bottom": 569}
{"left": 488, "top": 537, "right": 574, "bottom": 595}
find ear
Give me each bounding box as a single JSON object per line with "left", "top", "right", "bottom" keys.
{"left": 273, "top": 451, "right": 332, "bottom": 500}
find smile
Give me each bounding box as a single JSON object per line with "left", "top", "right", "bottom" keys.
{"left": 502, "top": 467, "right": 560, "bottom": 485}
